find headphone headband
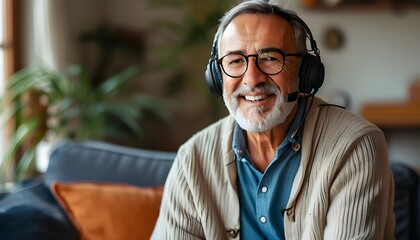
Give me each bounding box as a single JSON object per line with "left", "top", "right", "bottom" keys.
{"left": 290, "top": 15, "right": 321, "bottom": 58}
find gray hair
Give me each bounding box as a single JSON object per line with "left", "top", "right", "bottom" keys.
{"left": 215, "top": 0, "right": 307, "bottom": 56}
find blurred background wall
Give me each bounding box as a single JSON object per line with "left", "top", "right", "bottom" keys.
{"left": 18, "top": 0, "right": 420, "bottom": 170}
{"left": 287, "top": 1, "right": 420, "bottom": 171}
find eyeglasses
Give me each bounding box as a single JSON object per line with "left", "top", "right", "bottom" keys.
{"left": 217, "top": 49, "right": 302, "bottom": 78}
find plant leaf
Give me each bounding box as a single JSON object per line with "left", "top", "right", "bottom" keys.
{"left": 1, "top": 119, "right": 40, "bottom": 176}
{"left": 14, "top": 149, "right": 36, "bottom": 182}
{"left": 102, "top": 103, "right": 142, "bottom": 136}
{"left": 98, "top": 66, "right": 139, "bottom": 96}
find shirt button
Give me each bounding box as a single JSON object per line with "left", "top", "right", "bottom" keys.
{"left": 261, "top": 186, "right": 268, "bottom": 193}
{"left": 292, "top": 142, "right": 301, "bottom": 152}
{"left": 260, "top": 216, "right": 267, "bottom": 223}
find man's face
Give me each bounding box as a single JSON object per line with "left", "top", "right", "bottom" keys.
{"left": 220, "top": 14, "right": 300, "bottom": 132}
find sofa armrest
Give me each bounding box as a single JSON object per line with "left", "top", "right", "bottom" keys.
{"left": 44, "top": 140, "right": 176, "bottom": 187}
{"left": 0, "top": 180, "right": 79, "bottom": 240}
{"left": 391, "top": 163, "right": 420, "bottom": 240}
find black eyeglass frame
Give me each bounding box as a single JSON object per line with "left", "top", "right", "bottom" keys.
{"left": 217, "top": 48, "right": 303, "bottom": 78}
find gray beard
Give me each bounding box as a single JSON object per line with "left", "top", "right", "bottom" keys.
{"left": 223, "top": 83, "right": 296, "bottom": 132}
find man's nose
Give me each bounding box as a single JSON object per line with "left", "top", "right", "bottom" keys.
{"left": 242, "top": 58, "right": 267, "bottom": 88}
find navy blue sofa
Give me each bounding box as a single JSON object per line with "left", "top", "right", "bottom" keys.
{"left": 0, "top": 139, "right": 418, "bottom": 239}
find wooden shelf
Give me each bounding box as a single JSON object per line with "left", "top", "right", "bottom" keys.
{"left": 361, "top": 102, "right": 420, "bottom": 128}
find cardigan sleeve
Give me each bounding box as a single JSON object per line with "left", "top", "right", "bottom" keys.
{"left": 151, "top": 149, "right": 205, "bottom": 240}
{"left": 324, "top": 130, "right": 395, "bottom": 240}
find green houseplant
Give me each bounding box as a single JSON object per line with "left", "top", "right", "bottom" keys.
{"left": 0, "top": 63, "right": 170, "bottom": 186}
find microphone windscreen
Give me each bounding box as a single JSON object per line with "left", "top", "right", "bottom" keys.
{"left": 286, "top": 91, "right": 299, "bottom": 102}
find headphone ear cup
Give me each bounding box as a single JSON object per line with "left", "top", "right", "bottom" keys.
{"left": 299, "top": 54, "right": 325, "bottom": 94}
{"left": 205, "top": 58, "right": 223, "bottom": 97}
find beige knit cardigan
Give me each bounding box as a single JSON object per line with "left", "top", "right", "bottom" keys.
{"left": 151, "top": 97, "right": 395, "bottom": 240}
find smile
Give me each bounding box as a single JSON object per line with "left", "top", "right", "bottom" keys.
{"left": 242, "top": 94, "right": 272, "bottom": 102}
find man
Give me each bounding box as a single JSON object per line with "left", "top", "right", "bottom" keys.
{"left": 152, "top": 0, "right": 395, "bottom": 239}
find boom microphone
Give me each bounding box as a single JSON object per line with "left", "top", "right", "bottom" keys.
{"left": 286, "top": 91, "right": 299, "bottom": 102}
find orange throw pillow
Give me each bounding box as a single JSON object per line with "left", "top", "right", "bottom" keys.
{"left": 51, "top": 181, "right": 163, "bottom": 240}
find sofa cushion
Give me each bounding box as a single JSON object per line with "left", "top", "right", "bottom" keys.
{"left": 0, "top": 180, "right": 79, "bottom": 240}
{"left": 51, "top": 181, "right": 163, "bottom": 240}
{"left": 45, "top": 140, "right": 176, "bottom": 187}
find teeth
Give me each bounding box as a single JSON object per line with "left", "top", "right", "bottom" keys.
{"left": 244, "top": 95, "right": 267, "bottom": 102}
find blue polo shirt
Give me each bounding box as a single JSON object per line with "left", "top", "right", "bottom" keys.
{"left": 233, "top": 99, "right": 306, "bottom": 240}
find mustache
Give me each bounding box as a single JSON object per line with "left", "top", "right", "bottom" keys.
{"left": 231, "top": 82, "right": 280, "bottom": 98}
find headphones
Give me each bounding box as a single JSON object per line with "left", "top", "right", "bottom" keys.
{"left": 204, "top": 12, "right": 325, "bottom": 98}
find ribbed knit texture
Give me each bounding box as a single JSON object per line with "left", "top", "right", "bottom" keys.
{"left": 151, "top": 98, "right": 395, "bottom": 240}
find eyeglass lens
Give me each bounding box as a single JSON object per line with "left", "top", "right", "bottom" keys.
{"left": 219, "top": 51, "right": 285, "bottom": 77}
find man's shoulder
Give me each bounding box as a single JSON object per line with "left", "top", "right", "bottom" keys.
{"left": 310, "top": 97, "right": 383, "bottom": 140}
{"left": 173, "top": 115, "right": 235, "bottom": 172}
{"left": 189, "top": 115, "right": 235, "bottom": 141}
{"left": 178, "top": 115, "right": 235, "bottom": 155}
